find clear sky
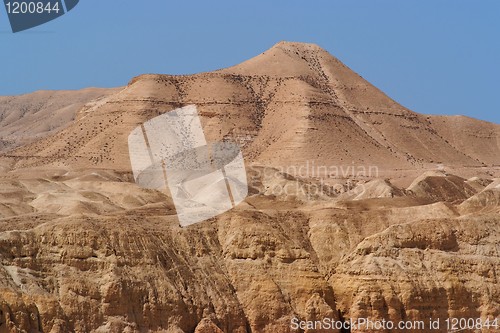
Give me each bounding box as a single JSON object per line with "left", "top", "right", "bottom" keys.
{"left": 1, "top": 0, "right": 499, "bottom": 124}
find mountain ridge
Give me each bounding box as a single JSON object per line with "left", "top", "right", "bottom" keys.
{"left": 1, "top": 42, "right": 499, "bottom": 184}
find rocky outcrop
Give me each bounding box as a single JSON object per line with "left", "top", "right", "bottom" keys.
{"left": 407, "top": 172, "right": 477, "bottom": 204}
{"left": 0, "top": 169, "right": 497, "bottom": 332}
{"left": 459, "top": 179, "right": 500, "bottom": 214}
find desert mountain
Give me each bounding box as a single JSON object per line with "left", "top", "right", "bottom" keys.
{"left": 0, "top": 42, "right": 498, "bottom": 333}
{"left": 2, "top": 42, "right": 498, "bottom": 184}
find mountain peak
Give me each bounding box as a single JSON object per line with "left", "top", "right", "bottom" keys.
{"left": 219, "top": 41, "right": 337, "bottom": 77}
{"left": 271, "top": 40, "right": 326, "bottom": 52}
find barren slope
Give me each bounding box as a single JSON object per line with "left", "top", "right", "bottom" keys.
{"left": 427, "top": 115, "right": 500, "bottom": 166}
{"left": 0, "top": 88, "right": 120, "bottom": 152}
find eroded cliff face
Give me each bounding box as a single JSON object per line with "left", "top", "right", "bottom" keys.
{"left": 0, "top": 176, "right": 337, "bottom": 333}
{"left": 0, "top": 168, "right": 498, "bottom": 333}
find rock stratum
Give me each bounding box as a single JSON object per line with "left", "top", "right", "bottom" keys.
{"left": 0, "top": 42, "right": 498, "bottom": 332}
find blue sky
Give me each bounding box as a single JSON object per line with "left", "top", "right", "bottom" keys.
{"left": 1, "top": 0, "right": 499, "bottom": 124}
